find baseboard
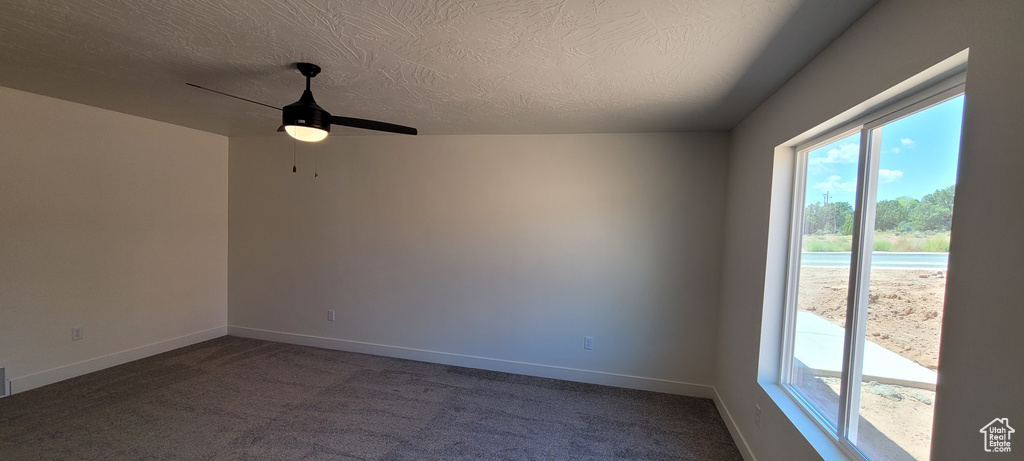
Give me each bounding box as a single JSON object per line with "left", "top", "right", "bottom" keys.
{"left": 10, "top": 326, "right": 227, "bottom": 394}
{"left": 227, "top": 326, "right": 715, "bottom": 399}
{"left": 713, "top": 387, "right": 758, "bottom": 461}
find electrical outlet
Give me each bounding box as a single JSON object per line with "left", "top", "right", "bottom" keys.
{"left": 754, "top": 404, "right": 762, "bottom": 428}
{"left": 328, "top": 310, "right": 335, "bottom": 322}
{"left": 72, "top": 326, "right": 83, "bottom": 341}
{"left": 583, "top": 336, "right": 594, "bottom": 350}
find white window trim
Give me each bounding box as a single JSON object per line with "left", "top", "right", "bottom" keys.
{"left": 770, "top": 67, "right": 967, "bottom": 460}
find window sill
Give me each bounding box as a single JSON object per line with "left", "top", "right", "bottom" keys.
{"left": 759, "top": 381, "right": 856, "bottom": 461}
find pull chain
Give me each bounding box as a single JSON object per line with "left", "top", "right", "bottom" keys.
{"left": 292, "top": 138, "right": 297, "bottom": 173}
{"left": 314, "top": 149, "right": 319, "bottom": 179}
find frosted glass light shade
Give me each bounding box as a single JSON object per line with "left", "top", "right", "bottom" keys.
{"left": 285, "top": 125, "right": 329, "bottom": 142}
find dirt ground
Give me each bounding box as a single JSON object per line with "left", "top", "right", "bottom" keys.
{"left": 796, "top": 267, "right": 946, "bottom": 460}
{"left": 802, "top": 377, "right": 935, "bottom": 461}
{"left": 798, "top": 267, "right": 945, "bottom": 370}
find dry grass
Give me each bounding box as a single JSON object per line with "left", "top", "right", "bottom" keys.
{"left": 802, "top": 232, "right": 950, "bottom": 253}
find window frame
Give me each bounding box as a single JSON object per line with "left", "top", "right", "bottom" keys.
{"left": 778, "top": 74, "right": 966, "bottom": 460}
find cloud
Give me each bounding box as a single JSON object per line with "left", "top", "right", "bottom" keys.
{"left": 900, "top": 138, "right": 916, "bottom": 148}
{"left": 886, "top": 147, "right": 901, "bottom": 154}
{"left": 808, "top": 143, "right": 859, "bottom": 165}
{"left": 812, "top": 176, "right": 857, "bottom": 193}
{"left": 878, "top": 169, "right": 904, "bottom": 184}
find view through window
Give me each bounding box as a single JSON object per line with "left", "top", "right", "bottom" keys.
{"left": 784, "top": 90, "right": 965, "bottom": 461}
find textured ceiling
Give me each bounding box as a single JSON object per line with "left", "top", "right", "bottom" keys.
{"left": 0, "top": 0, "right": 876, "bottom": 136}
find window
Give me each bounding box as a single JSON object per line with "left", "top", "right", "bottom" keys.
{"left": 781, "top": 78, "right": 965, "bottom": 461}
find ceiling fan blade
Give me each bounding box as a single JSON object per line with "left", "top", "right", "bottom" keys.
{"left": 186, "top": 83, "right": 281, "bottom": 111}
{"left": 277, "top": 125, "right": 285, "bottom": 132}
{"left": 330, "top": 116, "right": 417, "bottom": 135}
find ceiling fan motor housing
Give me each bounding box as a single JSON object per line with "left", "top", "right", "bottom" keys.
{"left": 283, "top": 90, "right": 331, "bottom": 134}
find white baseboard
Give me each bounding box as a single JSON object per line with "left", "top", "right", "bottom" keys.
{"left": 10, "top": 326, "right": 227, "bottom": 394}
{"left": 227, "top": 326, "right": 715, "bottom": 399}
{"left": 713, "top": 387, "right": 758, "bottom": 461}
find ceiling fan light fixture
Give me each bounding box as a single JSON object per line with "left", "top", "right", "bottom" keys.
{"left": 284, "top": 124, "right": 329, "bottom": 142}
{"left": 282, "top": 89, "right": 331, "bottom": 142}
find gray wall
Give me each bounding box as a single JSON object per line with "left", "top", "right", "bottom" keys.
{"left": 0, "top": 87, "right": 228, "bottom": 393}
{"left": 229, "top": 133, "right": 728, "bottom": 390}
{"left": 715, "top": 0, "right": 1024, "bottom": 459}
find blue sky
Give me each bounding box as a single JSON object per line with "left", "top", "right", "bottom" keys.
{"left": 805, "top": 95, "right": 965, "bottom": 206}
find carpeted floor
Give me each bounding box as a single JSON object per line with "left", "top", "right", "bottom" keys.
{"left": 0, "top": 336, "right": 743, "bottom": 460}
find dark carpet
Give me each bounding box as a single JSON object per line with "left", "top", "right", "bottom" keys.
{"left": 0, "top": 336, "right": 743, "bottom": 460}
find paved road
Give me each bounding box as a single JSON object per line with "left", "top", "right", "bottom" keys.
{"left": 801, "top": 251, "right": 948, "bottom": 269}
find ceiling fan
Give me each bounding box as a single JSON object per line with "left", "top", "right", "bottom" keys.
{"left": 187, "top": 62, "right": 417, "bottom": 142}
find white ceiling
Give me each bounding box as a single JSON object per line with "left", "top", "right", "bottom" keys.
{"left": 0, "top": 0, "right": 876, "bottom": 136}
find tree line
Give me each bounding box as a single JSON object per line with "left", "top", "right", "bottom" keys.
{"left": 803, "top": 185, "right": 955, "bottom": 235}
